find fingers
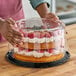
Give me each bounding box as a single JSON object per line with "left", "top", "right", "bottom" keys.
{"left": 6, "top": 35, "right": 21, "bottom": 45}
{"left": 45, "top": 13, "right": 59, "bottom": 21}
{"left": 12, "top": 30, "right": 22, "bottom": 36}
{"left": 5, "top": 19, "right": 22, "bottom": 38}
{"left": 9, "top": 29, "right": 22, "bottom": 40}
{"left": 0, "top": 18, "right": 5, "bottom": 25}
{"left": 0, "top": 18, "right": 15, "bottom": 26}
{"left": 7, "top": 30, "right": 22, "bottom": 41}
{"left": 0, "top": 18, "right": 5, "bottom": 21}
{"left": 45, "top": 13, "right": 63, "bottom": 25}
{"left": 5, "top": 18, "right": 15, "bottom": 25}
{"left": 3, "top": 26, "right": 22, "bottom": 45}
{"left": 0, "top": 18, "right": 22, "bottom": 45}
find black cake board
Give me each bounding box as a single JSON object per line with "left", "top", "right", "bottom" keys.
{"left": 6, "top": 50, "right": 70, "bottom": 68}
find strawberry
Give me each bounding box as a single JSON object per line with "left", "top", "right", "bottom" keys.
{"left": 49, "top": 32, "right": 53, "bottom": 37}
{"left": 48, "top": 48, "right": 54, "bottom": 53}
{"left": 28, "top": 32, "right": 34, "bottom": 38}
{"left": 45, "top": 32, "right": 51, "bottom": 38}
{"left": 26, "top": 49, "right": 32, "bottom": 52}
{"left": 38, "top": 49, "right": 44, "bottom": 53}
{"left": 24, "top": 32, "right": 28, "bottom": 37}
{"left": 28, "top": 49, "right": 32, "bottom": 52}
{"left": 40, "top": 32, "right": 45, "bottom": 38}
{"left": 19, "top": 47, "right": 25, "bottom": 51}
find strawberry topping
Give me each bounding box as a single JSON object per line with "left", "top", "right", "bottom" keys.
{"left": 25, "top": 49, "right": 33, "bottom": 52}
{"left": 38, "top": 50, "right": 45, "bottom": 53}
{"left": 48, "top": 48, "right": 54, "bottom": 53}
{"left": 40, "top": 32, "right": 45, "bottom": 38}
{"left": 28, "top": 32, "right": 34, "bottom": 38}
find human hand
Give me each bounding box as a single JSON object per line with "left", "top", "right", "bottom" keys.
{"left": 0, "top": 18, "right": 22, "bottom": 45}
{"left": 45, "top": 13, "right": 59, "bottom": 20}
{"left": 45, "top": 13, "right": 62, "bottom": 25}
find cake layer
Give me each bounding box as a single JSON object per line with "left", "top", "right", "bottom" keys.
{"left": 14, "top": 47, "right": 64, "bottom": 58}
{"left": 13, "top": 53, "right": 64, "bottom": 63}
{"left": 18, "top": 42, "right": 55, "bottom": 50}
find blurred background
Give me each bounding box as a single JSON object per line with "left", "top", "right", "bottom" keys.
{"left": 22, "top": 0, "right": 76, "bottom": 25}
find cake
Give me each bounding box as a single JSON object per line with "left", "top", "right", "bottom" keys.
{"left": 13, "top": 19, "right": 65, "bottom": 63}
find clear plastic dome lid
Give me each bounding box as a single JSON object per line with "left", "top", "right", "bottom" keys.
{"left": 12, "top": 18, "right": 65, "bottom": 58}
{"left": 16, "top": 18, "right": 65, "bottom": 31}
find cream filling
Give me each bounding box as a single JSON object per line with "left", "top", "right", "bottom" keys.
{"left": 22, "top": 37, "right": 54, "bottom": 43}
{"left": 14, "top": 48, "right": 63, "bottom": 58}
{"left": 22, "top": 35, "right": 64, "bottom": 43}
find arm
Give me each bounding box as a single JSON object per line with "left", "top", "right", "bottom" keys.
{"left": 29, "top": 0, "right": 59, "bottom": 20}
{"left": 36, "top": 3, "right": 50, "bottom": 18}
{"left": 29, "top": 0, "right": 61, "bottom": 26}
{"left": 29, "top": 0, "right": 50, "bottom": 18}
{"left": 36, "top": 3, "right": 59, "bottom": 20}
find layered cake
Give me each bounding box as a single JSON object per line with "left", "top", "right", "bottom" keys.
{"left": 13, "top": 25, "right": 65, "bottom": 63}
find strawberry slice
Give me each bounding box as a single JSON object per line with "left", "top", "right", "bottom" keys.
{"left": 48, "top": 48, "right": 54, "bottom": 53}
{"left": 24, "top": 32, "right": 28, "bottom": 37}
{"left": 28, "top": 32, "right": 34, "bottom": 38}
{"left": 49, "top": 32, "right": 53, "bottom": 37}
{"left": 40, "top": 32, "right": 45, "bottom": 38}
{"left": 33, "top": 31, "right": 52, "bottom": 38}
{"left": 26, "top": 49, "right": 33, "bottom": 52}
{"left": 28, "top": 49, "right": 33, "bottom": 52}
{"left": 38, "top": 49, "right": 44, "bottom": 53}
{"left": 19, "top": 47, "right": 25, "bottom": 51}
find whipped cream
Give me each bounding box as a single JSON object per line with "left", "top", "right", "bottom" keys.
{"left": 14, "top": 47, "right": 63, "bottom": 58}
{"left": 22, "top": 37, "right": 54, "bottom": 43}
{"left": 24, "top": 51, "right": 33, "bottom": 56}
{"left": 32, "top": 51, "right": 44, "bottom": 58}
{"left": 17, "top": 51, "right": 25, "bottom": 55}
{"left": 14, "top": 48, "right": 19, "bottom": 53}
{"left": 44, "top": 51, "right": 52, "bottom": 57}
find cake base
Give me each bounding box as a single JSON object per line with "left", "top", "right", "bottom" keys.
{"left": 6, "top": 51, "right": 70, "bottom": 68}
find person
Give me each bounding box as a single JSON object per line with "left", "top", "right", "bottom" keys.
{"left": 0, "top": 0, "right": 60, "bottom": 45}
